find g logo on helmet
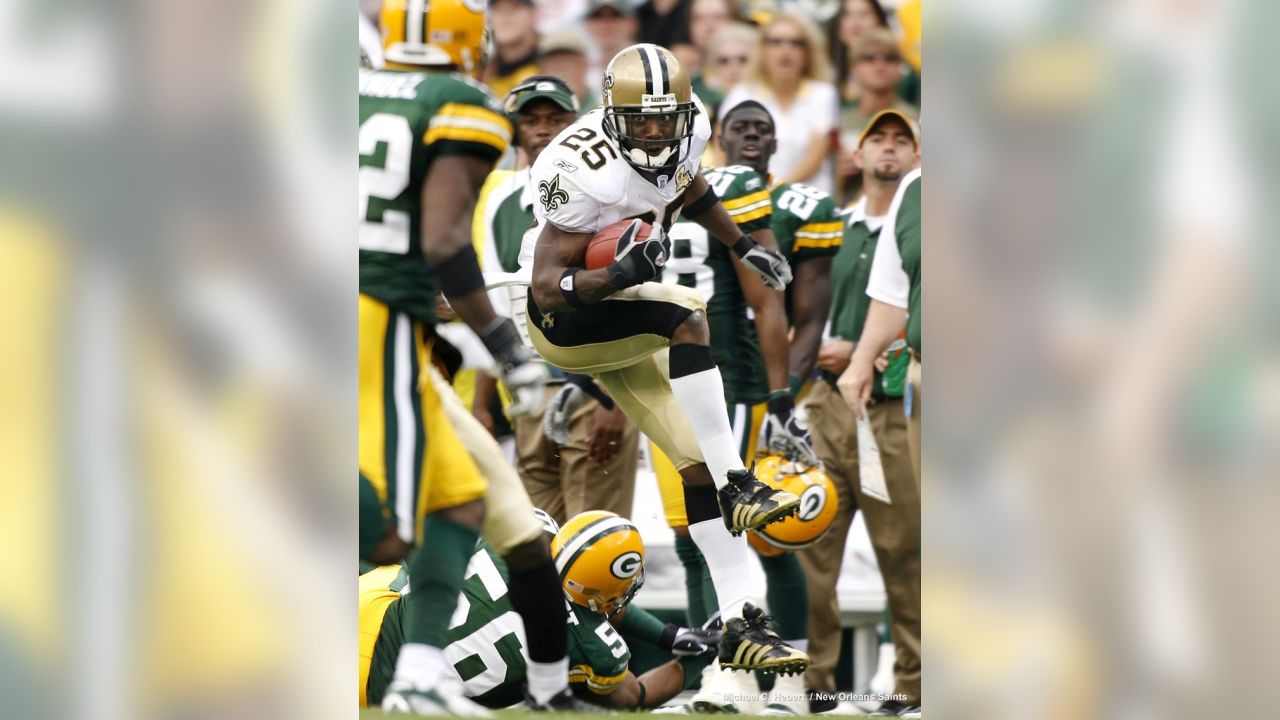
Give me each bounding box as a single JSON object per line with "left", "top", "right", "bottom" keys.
{"left": 747, "top": 457, "right": 839, "bottom": 553}
{"left": 610, "top": 551, "right": 642, "bottom": 578}
{"left": 798, "top": 484, "right": 827, "bottom": 521}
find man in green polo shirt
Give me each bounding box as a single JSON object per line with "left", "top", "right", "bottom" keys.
{"left": 840, "top": 112, "right": 923, "bottom": 490}
{"left": 809, "top": 109, "right": 922, "bottom": 717}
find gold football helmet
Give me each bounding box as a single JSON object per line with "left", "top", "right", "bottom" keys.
{"left": 551, "top": 510, "right": 646, "bottom": 616}
{"left": 380, "top": 0, "right": 489, "bottom": 75}
{"left": 748, "top": 455, "right": 838, "bottom": 552}
{"left": 601, "top": 43, "right": 698, "bottom": 173}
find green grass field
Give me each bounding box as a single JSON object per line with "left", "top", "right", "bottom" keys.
{"left": 358, "top": 702, "right": 839, "bottom": 712}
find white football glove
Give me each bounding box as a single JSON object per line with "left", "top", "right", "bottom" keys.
{"left": 543, "top": 381, "right": 587, "bottom": 444}
{"left": 732, "top": 235, "right": 793, "bottom": 291}
{"left": 761, "top": 392, "right": 820, "bottom": 467}
{"left": 479, "top": 317, "right": 548, "bottom": 417}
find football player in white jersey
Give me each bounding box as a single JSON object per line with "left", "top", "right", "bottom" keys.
{"left": 518, "top": 43, "right": 809, "bottom": 674}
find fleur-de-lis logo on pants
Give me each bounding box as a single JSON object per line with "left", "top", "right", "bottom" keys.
{"left": 539, "top": 174, "right": 570, "bottom": 213}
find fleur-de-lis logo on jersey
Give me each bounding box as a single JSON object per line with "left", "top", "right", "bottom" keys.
{"left": 675, "top": 165, "right": 693, "bottom": 191}
{"left": 539, "top": 174, "right": 570, "bottom": 213}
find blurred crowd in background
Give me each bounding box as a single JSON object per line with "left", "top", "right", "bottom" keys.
{"left": 360, "top": 0, "right": 921, "bottom": 206}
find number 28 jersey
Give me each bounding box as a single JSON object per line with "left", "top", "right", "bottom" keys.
{"left": 359, "top": 68, "right": 512, "bottom": 324}
{"left": 518, "top": 96, "right": 713, "bottom": 270}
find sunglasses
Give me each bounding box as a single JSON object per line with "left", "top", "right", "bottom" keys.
{"left": 764, "top": 36, "right": 807, "bottom": 49}
{"left": 857, "top": 51, "right": 900, "bottom": 64}
{"left": 716, "top": 54, "right": 749, "bottom": 66}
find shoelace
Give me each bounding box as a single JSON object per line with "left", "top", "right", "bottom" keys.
{"left": 744, "top": 610, "right": 778, "bottom": 634}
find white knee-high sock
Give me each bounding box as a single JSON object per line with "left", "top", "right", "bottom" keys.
{"left": 669, "top": 366, "right": 745, "bottom": 488}
{"left": 688, "top": 518, "right": 754, "bottom": 619}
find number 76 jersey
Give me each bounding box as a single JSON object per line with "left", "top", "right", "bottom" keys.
{"left": 518, "top": 97, "right": 712, "bottom": 270}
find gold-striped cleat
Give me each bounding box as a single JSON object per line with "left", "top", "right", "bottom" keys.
{"left": 718, "top": 466, "right": 801, "bottom": 536}
{"left": 718, "top": 603, "right": 810, "bottom": 675}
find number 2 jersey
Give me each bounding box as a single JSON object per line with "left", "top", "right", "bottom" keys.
{"left": 663, "top": 166, "right": 843, "bottom": 404}
{"left": 517, "top": 96, "right": 713, "bottom": 269}
{"left": 359, "top": 68, "right": 512, "bottom": 324}
{"left": 359, "top": 544, "right": 630, "bottom": 708}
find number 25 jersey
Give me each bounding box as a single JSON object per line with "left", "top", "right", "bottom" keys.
{"left": 518, "top": 96, "right": 712, "bottom": 270}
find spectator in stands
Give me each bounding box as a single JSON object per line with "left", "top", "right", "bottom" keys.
{"left": 583, "top": 0, "right": 639, "bottom": 86}
{"left": 836, "top": 28, "right": 918, "bottom": 204}
{"left": 694, "top": 21, "right": 757, "bottom": 112}
{"left": 684, "top": 0, "right": 741, "bottom": 92}
{"left": 483, "top": 0, "right": 541, "bottom": 98}
{"left": 829, "top": 0, "right": 891, "bottom": 104}
{"left": 635, "top": 0, "right": 693, "bottom": 50}
{"left": 721, "top": 11, "right": 839, "bottom": 194}
{"left": 803, "top": 110, "right": 921, "bottom": 717}
{"left": 538, "top": 31, "right": 598, "bottom": 111}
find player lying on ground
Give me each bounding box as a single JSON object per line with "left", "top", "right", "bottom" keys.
{"left": 519, "top": 42, "right": 810, "bottom": 676}
{"left": 360, "top": 510, "right": 721, "bottom": 710}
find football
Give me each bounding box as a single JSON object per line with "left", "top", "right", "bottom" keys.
{"left": 584, "top": 218, "right": 654, "bottom": 270}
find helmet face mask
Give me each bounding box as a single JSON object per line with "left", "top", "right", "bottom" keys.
{"left": 602, "top": 44, "right": 698, "bottom": 174}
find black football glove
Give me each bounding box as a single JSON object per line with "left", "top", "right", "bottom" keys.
{"left": 732, "top": 235, "right": 793, "bottom": 291}
{"left": 607, "top": 220, "right": 668, "bottom": 288}
{"left": 660, "top": 623, "right": 721, "bottom": 657}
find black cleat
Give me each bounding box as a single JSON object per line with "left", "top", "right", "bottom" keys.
{"left": 719, "top": 602, "right": 809, "bottom": 674}
{"left": 870, "top": 699, "right": 922, "bottom": 717}
{"left": 525, "top": 687, "right": 611, "bottom": 713}
{"left": 718, "top": 466, "right": 801, "bottom": 535}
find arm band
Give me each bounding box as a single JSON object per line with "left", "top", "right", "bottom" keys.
{"left": 634, "top": 681, "right": 647, "bottom": 710}
{"left": 681, "top": 186, "right": 719, "bottom": 219}
{"left": 731, "top": 234, "right": 755, "bottom": 257}
{"left": 559, "top": 267, "right": 587, "bottom": 309}
{"left": 566, "top": 374, "right": 616, "bottom": 410}
{"left": 433, "top": 244, "right": 487, "bottom": 297}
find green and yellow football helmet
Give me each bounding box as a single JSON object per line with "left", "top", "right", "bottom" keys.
{"left": 381, "top": 0, "right": 489, "bottom": 75}
{"left": 601, "top": 43, "right": 698, "bottom": 173}
{"left": 747, "top": 455, "right": 838, "bottom": 554}
{"left": 551, "top": 510, "right": 646, "bottom": 616}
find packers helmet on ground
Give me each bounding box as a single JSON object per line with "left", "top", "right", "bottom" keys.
{"left": 747, "top": 455, "right": 838, "bottom": 552}
{"left": 551, "top": 510, "right": 646, "bottom": 616}
{"left": 601, "top": 43, "right": 698, "bottom": 174}
{"left": 381, "top": 0, "right": 489, "bottom": 75}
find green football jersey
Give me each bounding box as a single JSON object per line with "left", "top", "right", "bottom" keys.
{"left": 359, "top": 68, "right": 512, "bottom": 324}
{"left": 363, "top": 544, "right": 630, "bottom": 708}
{"left": 664, "top": 165, "right": 773, "bottom": 405}
{"left": 770, "top": 182, "right": 843, "bottom": 318}
{"left": 895, "top": 175, "right": 922, "bottom": 353}
{"left": 825, "top": 210, "right": 908, "bottom": 399}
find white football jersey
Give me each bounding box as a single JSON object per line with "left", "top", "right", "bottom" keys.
{"left": 519, "top": 96, "right": 712, "bottom": 269}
